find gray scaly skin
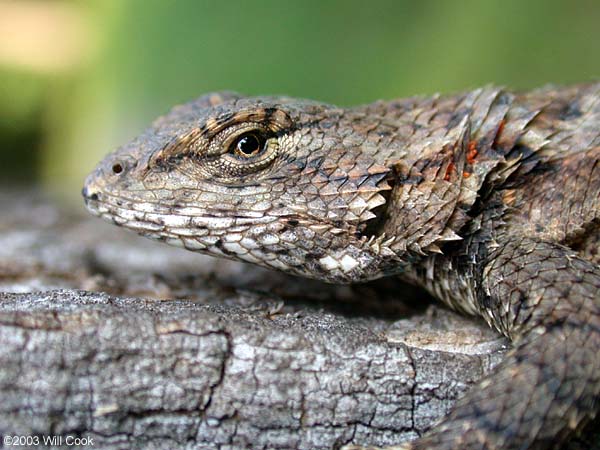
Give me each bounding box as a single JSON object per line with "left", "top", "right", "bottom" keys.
{"left": 83, "top": 84, "right": 600, "bottom": 449}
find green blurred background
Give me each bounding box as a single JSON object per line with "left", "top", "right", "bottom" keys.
{"left": 1, "top": 0, "right": 599, "bottom": 201}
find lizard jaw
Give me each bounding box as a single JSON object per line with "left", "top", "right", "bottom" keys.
{"left": 82, "top": 185, "right": 402, "bottom": 283}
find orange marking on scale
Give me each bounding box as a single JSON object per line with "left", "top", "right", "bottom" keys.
{"left": 493, "top": 119, "right": 506, "bottom": 148}
{"left": 467, "top": 141, "right": 478, "bottom": 165}
{"left": 444, "top": 161, "right": 456, "bottom": 181}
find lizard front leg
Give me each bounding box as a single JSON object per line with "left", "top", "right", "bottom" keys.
{"left": 397, "top": 235, "right": 600, "bottom": 449}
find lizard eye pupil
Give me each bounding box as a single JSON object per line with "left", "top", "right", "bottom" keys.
{"left": 234, "top": 133, "right": 263, "bottom": 157}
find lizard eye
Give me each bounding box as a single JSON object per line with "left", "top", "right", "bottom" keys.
{"left": 230, "top": 132, "right": 265, "bottom": 158}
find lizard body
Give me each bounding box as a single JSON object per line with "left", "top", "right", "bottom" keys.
{"left": 83, "top": 83, "right": 600, "bottom": 449}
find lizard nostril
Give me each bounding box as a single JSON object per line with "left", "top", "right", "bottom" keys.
{"left": 82, "top": 186, "right": 99, "bottom": 201}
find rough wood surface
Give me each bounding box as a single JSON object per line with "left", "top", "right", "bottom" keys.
{"left": 0, "top": 190, "right": 597, "bottom": 449}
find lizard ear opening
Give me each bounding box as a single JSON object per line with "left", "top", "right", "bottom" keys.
{"left": 357, "top": 175, "right": 394, "bottom": 239}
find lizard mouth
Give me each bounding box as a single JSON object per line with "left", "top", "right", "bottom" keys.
{"left": 81, "top": 187, "right": 280, "bottom": 253}
{"left": 83, "top": 188, "right": 274, "bottom": 224}
{"left": 81, "top": 186, "right": 318, "bottom": 273}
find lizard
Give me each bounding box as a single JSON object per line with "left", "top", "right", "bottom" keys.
{"left": 82, "top": 83, "right": 600, "bottom": 449}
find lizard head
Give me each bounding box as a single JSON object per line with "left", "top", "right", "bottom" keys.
{"left": 83, "top": 92, "right": 403, "bottom": 283}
